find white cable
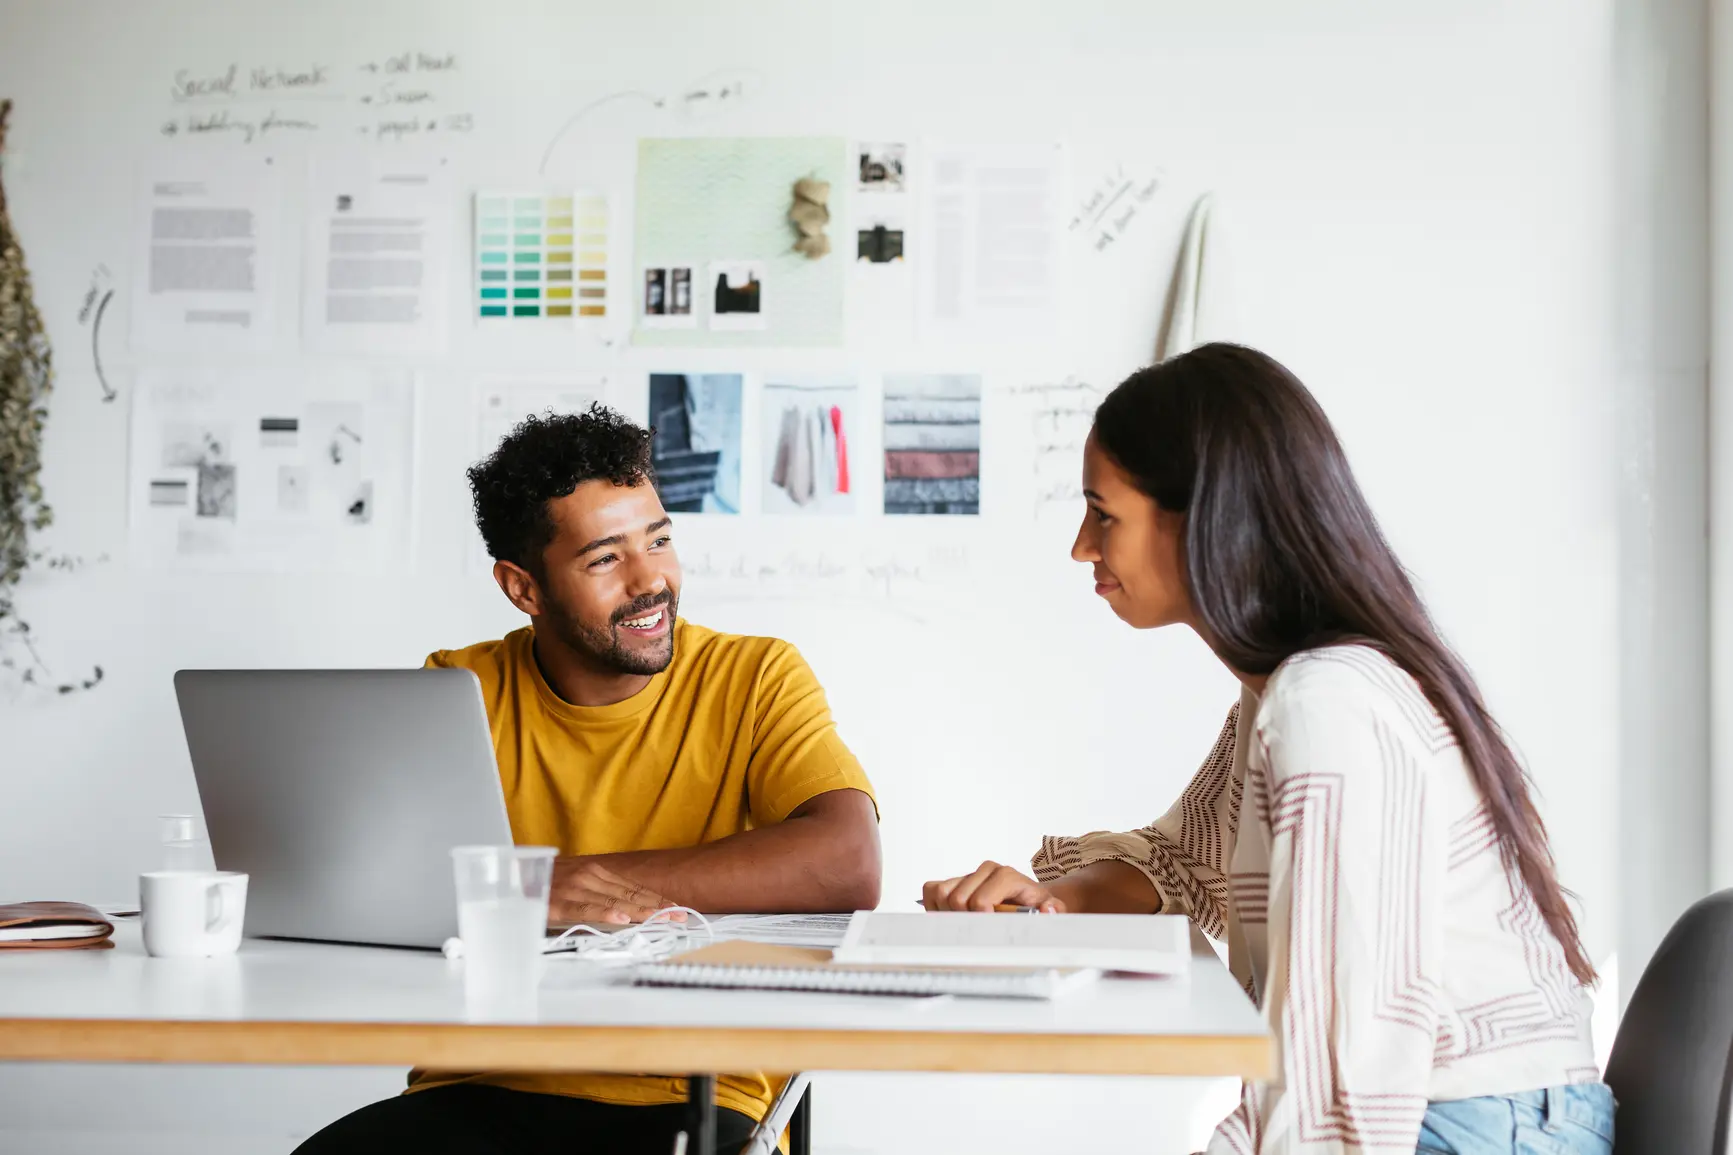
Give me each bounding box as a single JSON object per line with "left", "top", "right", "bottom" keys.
{"left": 444, "top": 906, "right": 714, "bottom": 964}
{"left": 544, "top": 906, "right": 712, "bottom": 963}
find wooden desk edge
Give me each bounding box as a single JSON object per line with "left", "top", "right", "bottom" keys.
{"left": 0, "top": 1018, "right": 1272, "bottom": 1079}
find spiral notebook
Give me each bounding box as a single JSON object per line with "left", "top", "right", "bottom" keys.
{"left": 634, "top": 940, "right": 1099, "bottom": 1000}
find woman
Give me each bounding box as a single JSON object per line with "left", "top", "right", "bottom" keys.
{"left": 923, "top": 344, "right": 1613, "bottom": 1154}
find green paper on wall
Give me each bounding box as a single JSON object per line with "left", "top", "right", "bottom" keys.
{"left": 633, "top": 137, "right": 846, "bottom": 348}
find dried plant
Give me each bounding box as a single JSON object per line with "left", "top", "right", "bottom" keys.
{"left": 0, "top": 99, "right": 102, "bottom": 694}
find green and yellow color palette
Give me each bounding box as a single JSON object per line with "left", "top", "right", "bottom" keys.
{"left": 474, "top": 191, "right": 608, "bottom": 320}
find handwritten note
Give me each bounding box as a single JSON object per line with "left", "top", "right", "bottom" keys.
{"left": 156, "top": 53, "right": 474, "bottom": 147}
{"left": 1011, "top": 377, "right": 1108, "bottom": 509}
{"left": 76, "top": 264, "right": 118, "bottom": 403}
{"left": 682, "top": 545, "right": 968, "bottom": 609}
{"left": 1069, "top": 165, "right": 1162, "bottom": 253}
{"left": 537, "top": 68, "right": 763, "bottom": 174}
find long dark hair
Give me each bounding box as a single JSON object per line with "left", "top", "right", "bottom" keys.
{"left": 1094, "top": 342, "right": 1595, "bottom": 984}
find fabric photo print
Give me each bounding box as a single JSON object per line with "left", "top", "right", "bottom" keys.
{"left": 762, "top": 377, "right": 857, "bottom": 515}
{"left": 882, "top": 373, "right": 981, "bottom": 514}
{"left": 648, "top": 373, "right": 743, "bottom": 514}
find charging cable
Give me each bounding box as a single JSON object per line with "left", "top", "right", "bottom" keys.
{"left": 442, "top": 906, "right": 712, "bottom": 963}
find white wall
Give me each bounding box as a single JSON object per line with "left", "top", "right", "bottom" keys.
{"left": 1709, "top": 0, "right": 1733, "bottom": 891}
{"left": 0, "top": 2, "right": 1629, "bottom": 1152}
{"left": 1616, "top": 0, "right": 1713, "bottom": 1002}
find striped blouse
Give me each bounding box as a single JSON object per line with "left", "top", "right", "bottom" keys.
{"left": 1032, "top": 645, "right": 1598, "bottom": 1154}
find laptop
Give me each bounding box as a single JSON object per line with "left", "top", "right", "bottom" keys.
{"left": 173, "top": 668, "right": 516, "bottom": 949}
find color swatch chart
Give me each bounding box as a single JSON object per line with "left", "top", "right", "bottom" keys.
{"left": 474, "top": 191, "right": 608, "bottom": 320}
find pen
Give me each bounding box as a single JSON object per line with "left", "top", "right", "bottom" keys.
{"left": 917, "top": 899, "right": 1042, "bottom": 913}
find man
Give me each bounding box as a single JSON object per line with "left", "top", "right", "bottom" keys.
{"left": 297, "top": 405, "right": 881, "bottom": 1154}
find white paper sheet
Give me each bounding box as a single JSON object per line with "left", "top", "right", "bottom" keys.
{"left": 706, "top": 913, "right": 854, "bottom": 948}
{"left": 467, "top": 376, "right": 608, "bottom": 571}
{"left": 129, "top": 368, "right": 416, "bottom": 571}
{"left": 303, "top": 163, "right": 450, "bottom": 354}
{"left": 131, "top": 157, "right": 283, "bottom": 353}
{"left": 919, "top": 142, "right": 1064, "bottom": 343}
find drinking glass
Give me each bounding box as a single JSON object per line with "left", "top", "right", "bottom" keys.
{"left": 450, "top": 845, "right": 556, "bottom": 1016}
{"left": 159, "top": 814, "right": 209, "bottom": 873}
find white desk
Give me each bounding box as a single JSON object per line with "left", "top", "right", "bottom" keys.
{"left": 0, "top": 924, "right": 1269, "bottom": 1152}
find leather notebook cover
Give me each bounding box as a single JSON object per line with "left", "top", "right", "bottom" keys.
{"left": 0, "top": 901, "right": 116, "bottom": 951}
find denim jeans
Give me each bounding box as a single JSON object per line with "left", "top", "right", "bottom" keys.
{"left": 1416, "top": 1084, "right": 1615, "bottom": 1154}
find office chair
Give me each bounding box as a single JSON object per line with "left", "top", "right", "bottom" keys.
{"left": 739, "top": 1074, "right": 811, "bottom": 1155}
{"left": 1604, "top": 889, "right": 1733, "bottom": 1154}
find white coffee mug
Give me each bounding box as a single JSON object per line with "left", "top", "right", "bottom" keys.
{"left": 140, "top": 871, "right": 248, "bottom": 958}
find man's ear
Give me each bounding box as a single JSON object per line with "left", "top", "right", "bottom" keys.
{"left": 493, "top": 559, "right": 543, "bottom": 618}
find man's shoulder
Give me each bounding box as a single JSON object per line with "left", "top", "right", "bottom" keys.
{"left": 674, "top": 619, "right": 792, "bottom": 672}
{"left": 425, "top": 628, "right": 529, "bottom": 680}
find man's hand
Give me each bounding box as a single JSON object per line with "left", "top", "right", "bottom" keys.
{"left": 542, "top": 789, "right": 880, "bottom": 916}
{"left": 549, "top": 858, "right": 685, "bottom": 926}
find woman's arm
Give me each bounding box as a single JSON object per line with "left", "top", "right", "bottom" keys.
{"left": 1206, "top": 661, "right": 1443, "bottom": 1154}
{"left": 922, "top": 856, "right": 1157, "bottom": 913}
{"left": 925, "top": 699, "right": 1244, "bottom": 930}
{"left": 1042, "top": 699, "right": 1244, "bottom": 935}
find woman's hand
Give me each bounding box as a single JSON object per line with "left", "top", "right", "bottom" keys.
{"left": 923, "top": 859, "right": 1163, "bottom": 916}
{"left": 922, "top": 861, "right": 1069, "bottom": 913}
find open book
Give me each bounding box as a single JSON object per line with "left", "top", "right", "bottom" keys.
{"left": 834, "top": 911, "right": 1192, "bottom": 975}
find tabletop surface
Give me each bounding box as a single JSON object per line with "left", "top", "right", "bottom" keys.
{"left": 0, "top": 923, "right": 1272, "bottom": 1078}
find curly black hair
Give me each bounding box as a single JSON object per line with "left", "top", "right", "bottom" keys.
{"left": 468, "top": 404, "right": 655, "bottom": 572}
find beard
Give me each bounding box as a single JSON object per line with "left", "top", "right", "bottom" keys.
{"left": 543, "top": 588, "right": 678, "bottom": 676}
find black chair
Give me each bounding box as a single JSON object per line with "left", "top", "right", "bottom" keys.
{"left": 1605, "top": 889, "right": 1733, "bottom": 1153}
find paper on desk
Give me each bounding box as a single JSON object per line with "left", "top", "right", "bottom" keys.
{"left": 540, "top": 914, "right": 854, "bottom": 964}
{"left": 132, "top": 155, "right": 284, "bottom": 353}
{"left": 705, "top": 913, "right": 855, "bottom": 948}
{"left": 303, "top": 161, "right": 450, "bottom": 354}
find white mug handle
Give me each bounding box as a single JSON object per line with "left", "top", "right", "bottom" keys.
{"left": 204, "top": 881, "right": 228, "bottom": 934}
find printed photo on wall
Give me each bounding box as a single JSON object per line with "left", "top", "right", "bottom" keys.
{"left": 649, "top": 373, "right": 743, "bottom": 515}
{"left": 859, "top": 143, "right": 907, "bottom": 192}
{"left": 640, "top": 264, "right": 697, "bottom": 329}
{"left": 708, "top": 260, "right": 766, "bottom": 330}
{"left": 883, "top": 373, "right": 981, "bottom": 515}
{"left": 858, "top": 220, "right": 906, "bottom": 264}
{"left": 762, "top": 377, "right": 858, "bottom": 515}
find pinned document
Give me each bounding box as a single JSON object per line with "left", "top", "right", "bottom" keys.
{"left": 131, "top": 155, "right": 284, "bottom": 353}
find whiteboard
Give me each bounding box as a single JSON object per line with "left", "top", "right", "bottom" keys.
{"left": 0, "top": 2, "right": 1620, "bottom": 1149}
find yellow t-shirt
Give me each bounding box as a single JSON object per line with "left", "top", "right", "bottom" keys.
{"left": 408, "top": 619, "right": 875, "bottom": 1123}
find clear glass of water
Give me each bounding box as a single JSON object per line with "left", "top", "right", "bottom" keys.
{"left": 450, "top": 845, "right": 556, "bottom": 1016}
{"left": 159, "top": 814, "right": 208, "bottom": 872}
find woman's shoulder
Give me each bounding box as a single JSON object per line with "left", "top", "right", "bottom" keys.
{"left": 1257, "top": 643, "right": 1453, "bottom": 752}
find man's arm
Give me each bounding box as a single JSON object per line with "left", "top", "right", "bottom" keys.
{"left": 550, "top": 787, "right": 881, "bottom": 924}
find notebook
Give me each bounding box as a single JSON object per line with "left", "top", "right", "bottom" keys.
{"left": 833, "top": 911, "right": 1191, "bottom": 975}
{"left": 0, "top": 902, "right": 116, "bottom": 951}
{"left": 634, "top": 940, "right": 1100, "bottom": 1000}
